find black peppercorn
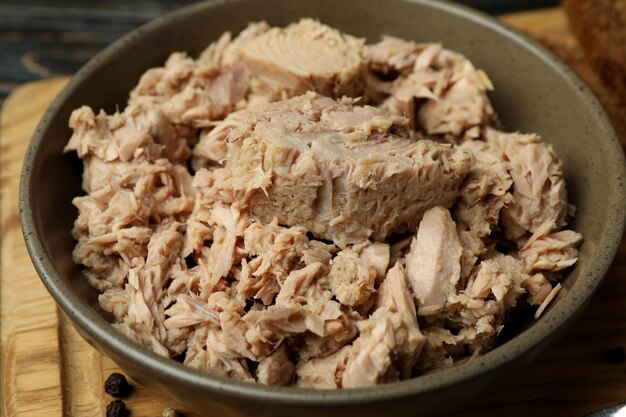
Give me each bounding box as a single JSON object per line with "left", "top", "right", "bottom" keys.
{"left": 104, "top": 372, "right": 132, "bottom": 398}
{"left": 106, "top": 399, "right": 127, "bottom": 417}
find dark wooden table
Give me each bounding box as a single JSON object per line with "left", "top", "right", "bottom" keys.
{"left": 0, "top": 0, "right": 559, "bottom": 101}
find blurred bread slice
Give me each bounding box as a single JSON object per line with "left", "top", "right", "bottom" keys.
{"left": 517, "top": 2, "right": 626, "bottom": 148}
{"left": 564, "top": 0, "right": 626, "bottom": 98}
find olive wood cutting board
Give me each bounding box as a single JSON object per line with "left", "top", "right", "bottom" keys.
{"left": 1, "top": 7, "right": 625, "bottom": 417}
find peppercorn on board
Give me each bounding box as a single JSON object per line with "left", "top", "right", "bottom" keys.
{"left": 1, "top": 7, "right": 626, "bottom": 417}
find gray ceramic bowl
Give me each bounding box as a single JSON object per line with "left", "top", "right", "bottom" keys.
{"left": 20, "top": 0, "right": 626, "bottom": 416}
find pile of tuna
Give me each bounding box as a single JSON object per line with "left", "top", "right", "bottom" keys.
{"left": 65, "top": 19, "right": 582, "bottom": 388}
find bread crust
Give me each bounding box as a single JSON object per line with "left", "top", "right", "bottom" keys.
{"left": 564, "top": 0, "right": 626, "bottom": 95}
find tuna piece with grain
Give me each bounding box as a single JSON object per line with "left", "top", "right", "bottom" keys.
{"left": 405, "top": 206, "right": 463, "bottom": 316}
{"left": 222, "top": 92, "right": 473, "bottom": 247}
{"left": 329, "top": 248, "right": 377, "bottom": 307}
{"left": 65, "top": 104, "right": 193, "bottom": 168}
{"left": 296, "top": 345, "right": 352, "bottom": 389}
{"left": 342, "top": 264, "right": 424, "bottom": 387}
{"left": 256, "top": 344, "right": 296, "bottom": 386}
{"left": 225, "top": 19, "right": 366, "bottom": 101}
{"left": 519, "top": 230, "right": 583, "bottom": 272}
{"left": 366, "top": 36, "right": 494, "bottom": 136}
{"left": 484, "top": 129, "right": 569, "bottom": 242}
{"left": 129, "top": 34, "right": 250, "bottom": 128}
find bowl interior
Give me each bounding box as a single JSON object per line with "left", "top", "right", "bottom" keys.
{"left": 21, "top": 0, "right": 626, "bottom": 410}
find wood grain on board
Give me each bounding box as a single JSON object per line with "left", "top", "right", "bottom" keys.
{"left": 1, "top": 7, "right": 625, "bottom": 417}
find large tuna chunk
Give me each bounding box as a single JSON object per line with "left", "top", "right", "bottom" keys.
{"left": 226, "top": 19, "right": 366, "bottom": 100}
{"left": 218, "top": 92, "right": 473, "bottom": 247}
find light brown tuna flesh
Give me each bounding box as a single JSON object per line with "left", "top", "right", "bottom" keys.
{"left": 65, "top": 19, "right": 582, "bottom": 390}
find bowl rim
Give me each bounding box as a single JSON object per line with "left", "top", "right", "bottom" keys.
{"left": 19, "top": 0, "right": 626, "bottom": 406}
